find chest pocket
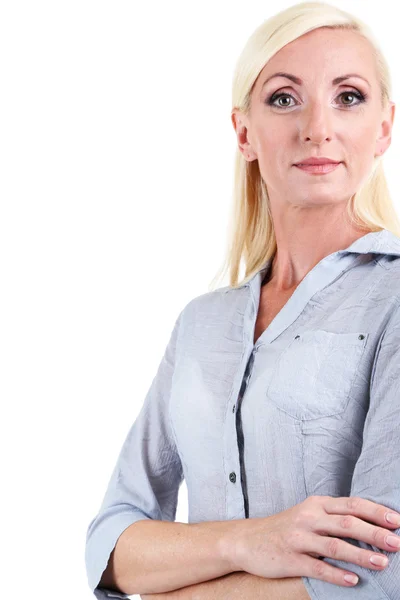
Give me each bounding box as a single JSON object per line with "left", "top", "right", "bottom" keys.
{"left": 265, "top": 329, "right": 369, "bottom": 420}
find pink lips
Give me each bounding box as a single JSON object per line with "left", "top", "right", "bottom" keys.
{"left": 295, "top": 162, "right": 341, "bottom": 174}
{"left": 295, "top": 156, "right": 341, "bottom": 165}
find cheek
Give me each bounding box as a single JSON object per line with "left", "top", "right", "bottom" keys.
{"left": 256, "top": 136, "right": 286, "bottom": 164}
{"left": 347, "top": 139, "right": 376, "bottom": 167}
{"left": 254, "top": 122, "right": 285, "bottom": 150}
{"left": 346, "top": 122, "right": 377, "bottom": 149}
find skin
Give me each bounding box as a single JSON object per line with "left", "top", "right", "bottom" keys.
{"left": 232, "top": 27, "right": 396, "bottom": 293}
{"left": 142, "top": 28, "right": 396, "bottom": 600}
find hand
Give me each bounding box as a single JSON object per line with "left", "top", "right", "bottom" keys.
{"left": 228, "top": 495, "right": 400, "bottom": 588}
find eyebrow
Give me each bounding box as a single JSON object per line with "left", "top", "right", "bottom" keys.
{"left": 262, "top": 72, "right": 371, "bottom": 89}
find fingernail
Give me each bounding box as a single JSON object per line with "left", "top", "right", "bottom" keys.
{"left": 344, "top": 574, "right": 359, "bottom": 585}
{"left": 386, "top": 513, "right": 400, "bottom": 526}
{"left": 387, "top": 535, "right": 400, "bottom": 548}
{"left": 370, "top": 555, "right": 388, "bottom": 566}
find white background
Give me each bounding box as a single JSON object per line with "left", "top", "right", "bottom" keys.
{"left": 1, "top": 1, "right": 399, "bottom": 598}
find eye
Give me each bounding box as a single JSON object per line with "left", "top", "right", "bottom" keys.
{"left": 266, "top": 89, "right": 368, "bottom": 110}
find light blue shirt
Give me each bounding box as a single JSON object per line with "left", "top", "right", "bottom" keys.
{"left": 85, "top": 228, "right": 400, "bottom": 599}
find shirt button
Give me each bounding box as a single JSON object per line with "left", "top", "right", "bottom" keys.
{"left": 232, "top": 404, "right": 235, "bottom": 413}
{"left": 229, "top": 472, "right": 236, "bottom": 483}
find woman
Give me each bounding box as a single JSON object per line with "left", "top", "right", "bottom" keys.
{"left": 85, "top": 2, "right": 400, "bottom": 599}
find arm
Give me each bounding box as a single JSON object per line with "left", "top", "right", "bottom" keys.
{"left": 97, "top": 518, "right": 243, "bottom": 596}
{"left": 85, "top": 311, "right": 191, "bottom": 598}
{"left": 141, "top": 572, "right": 310, "bottom": 600}
{"left": 85, "top": 309, "right": 248, "bottom": 598}
{"left": 301, "top": 303, "right": 400, "bottom": 599}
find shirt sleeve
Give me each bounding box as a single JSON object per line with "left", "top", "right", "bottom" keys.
{"left": 302, "top": 302, "right": 400, "bottom": 599}
{"left": 84, "top": 309, "right": 185, "bottom": 599}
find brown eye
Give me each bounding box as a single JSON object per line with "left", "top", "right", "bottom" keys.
{"left": 276, "top": 96, "right": 292, "bottom": 108}
{"left": 341, "top": 92, "right": 357, "bottom": 105}
{"left": 267, "top": 93, "right": 294, "bottom": 109}
{"left": 338, "top": 90, "right": 368, "bottom": 107}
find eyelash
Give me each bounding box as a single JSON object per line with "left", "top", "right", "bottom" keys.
{"left": 266, "top": 89, "right": 368, "bottom": 110}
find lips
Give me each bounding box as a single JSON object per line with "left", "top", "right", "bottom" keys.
{"left": 295, "top": 157, "right": 341, "bottom": 166}
{"left": 296, "top": 161, "right": 340, "bottom": 166}
{"left": 295, "top": 162, "right": 341, "bottom": 174}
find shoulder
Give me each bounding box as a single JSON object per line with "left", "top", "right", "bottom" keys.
{"left": 178, "top": 284, "right": 247, "bottom": 329}
{"left": 180, "top": 287, "right": 229, "bottom": 321}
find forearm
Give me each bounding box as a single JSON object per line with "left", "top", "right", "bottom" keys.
{"left": 99, "top": 518, "right": 242, "bottom": 596}
{"left": 141, "top": 572, "right": 311, "bottom": 600}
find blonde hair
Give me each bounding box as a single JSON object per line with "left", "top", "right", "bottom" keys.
{"left": 209, "top": 0, "right": 400, "bottom": 291}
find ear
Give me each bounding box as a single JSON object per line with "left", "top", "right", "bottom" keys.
{"left": 376, "top": 101, "right": 395, "bottom": 156}
{"left": 231, "top": 108, "right": 258, "bottom": 161}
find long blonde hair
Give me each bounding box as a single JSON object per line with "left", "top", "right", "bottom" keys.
{"left": 209, "top": 0, "right": 400, "bottom": 291}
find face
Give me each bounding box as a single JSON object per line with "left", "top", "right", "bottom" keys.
{"left": 232, "top": 27, "right": 395, "bottom": 215}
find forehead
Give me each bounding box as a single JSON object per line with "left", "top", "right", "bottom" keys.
{"left": 254, "top": 28, "right": 375, "bottom": 89}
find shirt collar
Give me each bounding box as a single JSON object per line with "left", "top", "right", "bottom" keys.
{"left": 227, "top": 228, "right": 400, "bottom": 293}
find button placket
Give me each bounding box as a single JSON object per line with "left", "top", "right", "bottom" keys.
{"left": 234, "top": 347, "right": 258, "bottom": 518}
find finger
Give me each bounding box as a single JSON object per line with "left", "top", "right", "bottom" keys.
{"left": 326, "top": 496, "right": 400, "bottom": 529}
{"left": 308, "top": 533, "right": 390, "bottom": 571}
{"left": 326, "top": 513, "right": 400, "bottom": 553}
{"left": 302, "top": 555, "right": 359, "bottom": 588}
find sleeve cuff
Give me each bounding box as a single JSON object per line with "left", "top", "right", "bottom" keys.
{"left": 85, "top": 509, "right": 152, "bottom": 597}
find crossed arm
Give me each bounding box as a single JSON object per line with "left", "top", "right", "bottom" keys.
{"left": 140, "top": 571, "right": 311, "bottom": 600}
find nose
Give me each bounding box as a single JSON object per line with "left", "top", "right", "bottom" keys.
{"left": 300, "top": 102, "right": 334, "bottom": 144}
